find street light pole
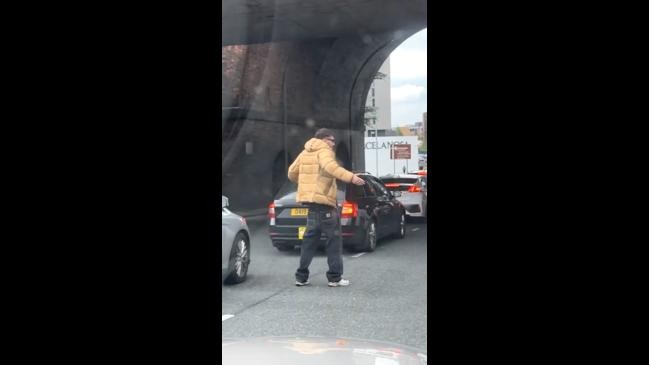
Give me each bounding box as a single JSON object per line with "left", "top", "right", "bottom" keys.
{"left": 375, "top": 127, "right": 378, "bottom": 176}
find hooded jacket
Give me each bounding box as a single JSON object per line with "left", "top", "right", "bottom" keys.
{"left": 288, "top": 138, "right": 355, "bottom": 207}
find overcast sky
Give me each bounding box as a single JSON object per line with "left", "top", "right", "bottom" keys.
{"left": 389, "top": 29, "right": 427, "bottom": 128}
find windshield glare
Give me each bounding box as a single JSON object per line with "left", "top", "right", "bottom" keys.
{"left": 222, "top": 2, "right": 427, "bottom": 356}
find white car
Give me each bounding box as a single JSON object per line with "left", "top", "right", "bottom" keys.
{"left": 380, "top": 174, "right": 427, "bottom": 219}
{"left": 222, "top": 196, "right": 251, "bottom": 284}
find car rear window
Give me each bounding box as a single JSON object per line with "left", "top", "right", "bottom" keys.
{"left": 346, "top": 184, "right": 365, "bottom": 200}
{"left": 345, "top": 175, "right": 381, "bottom": 200}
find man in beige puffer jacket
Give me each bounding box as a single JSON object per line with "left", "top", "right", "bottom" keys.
{"left": 288, "top": 128, "right": 365, "bottom": 287}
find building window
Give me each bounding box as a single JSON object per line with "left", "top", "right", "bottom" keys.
{"left": 372, "top": 98, "right": 375, "bottom": 107}
{"left": 371, "top": 88, "right": 375, "bottom": 97}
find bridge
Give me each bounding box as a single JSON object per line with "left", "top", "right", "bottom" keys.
{"left": 222, "top": 0, "right": 427, "bottom": 211}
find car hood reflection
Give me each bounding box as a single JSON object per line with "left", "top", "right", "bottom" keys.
{"left": 222, "top": 336, "right": 426, "bottom": 364}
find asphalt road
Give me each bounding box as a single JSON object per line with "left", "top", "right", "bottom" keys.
{"left": 222, "top": 215, "right": 428, "bottom": 351}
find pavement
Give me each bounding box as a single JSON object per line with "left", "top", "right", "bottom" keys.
{"left": 222, "top": 215, "right": 428, "bottom": 350}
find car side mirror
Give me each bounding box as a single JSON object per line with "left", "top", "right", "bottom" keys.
{"left": 222, "top": 196, "right": 229, "bottom": 208}
{"left": 392, "top": 191, "right": 402, "bottom": 197}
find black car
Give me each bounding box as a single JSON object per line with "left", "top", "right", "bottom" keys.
{"left": 268, "top": 173, "right": 406, "bottom": 252}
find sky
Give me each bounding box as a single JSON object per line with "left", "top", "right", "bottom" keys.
{"left": 388, "top": 29, "right": 427, "bottom": 128}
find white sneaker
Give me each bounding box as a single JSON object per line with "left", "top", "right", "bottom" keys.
{"left": 295, "top": 280, "right": 310, "bottom": 286}
{"left": 328, "top": 279, "right": 350, "bottom": 287}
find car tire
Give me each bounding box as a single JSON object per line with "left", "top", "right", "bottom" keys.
{"left": 225, "top": 232, "right": 250, "bottom": 284}
{"left": 363, "top": 220, "right": 377, "bottom": 252}
{"left": 393, "top": 211, "right": 406, "bottom": 239}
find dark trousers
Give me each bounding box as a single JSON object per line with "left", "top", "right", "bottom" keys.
{"left": 295, "top": 204, "right": 343, "bottom": 283}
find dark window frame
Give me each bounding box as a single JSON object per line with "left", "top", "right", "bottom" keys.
{"left": 368, "top": 176, "right": 389, "bottom": 197}
{"left": 346, "top": 183, "right": 366, "bottom": 200}
{"left": 362, "top": 177, "right": 378, "bottom": 197}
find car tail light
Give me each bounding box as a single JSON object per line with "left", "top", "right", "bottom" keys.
{"left": 341, "top": 200, "right": 358, "bottom": 218}
{"left": 268, "top": 203, "right": 276, "bottom": 225}
{"left": 408, "top": 185, "right": 421, "bottom": 193}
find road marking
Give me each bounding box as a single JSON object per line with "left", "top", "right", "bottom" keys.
{"left": 351, "top": 252, "right": 366, "bottom": 258}
{"left": 222, "top": 314, "right": 235, "bottom": 322}
{"left": 412, "top": 228, "right": 420, "bottom": 232}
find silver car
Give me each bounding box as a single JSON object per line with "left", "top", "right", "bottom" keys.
{"left": 380, "top": 174, "right": 427, "bottom": 218}
{"left": 222, "top": 196, "right": 251, "bottom": 284}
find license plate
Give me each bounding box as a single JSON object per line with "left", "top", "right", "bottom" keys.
{"left": 298, "top": 226, "right": 306, "bottom": 240}
{"left": 291, "top": 208, "right": 308, "bottom": 216}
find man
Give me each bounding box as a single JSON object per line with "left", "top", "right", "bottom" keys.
{"left": 287, "top": 128, "right": 365, "bottom": 287}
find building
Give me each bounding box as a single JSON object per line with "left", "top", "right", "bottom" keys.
{"left": 365, "top": 58, "right": 391, "bottom": 137}
{"left": 395, "top": 123, "right": 422, "bottom": 138}
{"left": 396, "top": 126, "right": 415, "bottom": 136}
{"left": 393, "top": 114, "right": 426, "bottom": 153}
{"left": 422, "top": 112, "right": 427, "bottom": 151}
{"left": 409, "top": 122, "right": 424, "bottom": 136}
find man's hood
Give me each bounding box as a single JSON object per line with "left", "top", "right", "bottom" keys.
{"left": 304, "top": 138, "right": 330, "bottom": 152}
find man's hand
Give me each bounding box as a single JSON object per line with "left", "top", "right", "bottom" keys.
{"left": 351, "top": 174, "right": 366, "bottom": 186}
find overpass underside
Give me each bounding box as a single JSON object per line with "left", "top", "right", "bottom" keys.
{"left": 221, "top": 0, "right": 426, "bottom": 211}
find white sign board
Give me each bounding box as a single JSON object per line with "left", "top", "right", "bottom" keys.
{"left": 364, "top": 136, "right": 418, "bottom": 176}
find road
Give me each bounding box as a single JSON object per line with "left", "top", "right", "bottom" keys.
{"left": 222, "top": 215, "right": 428, "bottom": 351}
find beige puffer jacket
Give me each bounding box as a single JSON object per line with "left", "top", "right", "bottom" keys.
{"left": 287, "top": 138, "right": 355, "bottom": 207}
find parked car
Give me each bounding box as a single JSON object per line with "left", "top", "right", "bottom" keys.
{"left": 408, "top": 170, "right": 427, "bottom": 176}
{"left": 222, "top": 196, "right": 251, "bottom": 284}
{"left": 380, "top": 174, "right": 427, "bottom": 219}
{"left": 268, "top": 173, "right": 406, "bottom": 252}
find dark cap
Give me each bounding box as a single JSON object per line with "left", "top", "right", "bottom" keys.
{"left": 314, "top": 128, "right": 335, "bottom": 140}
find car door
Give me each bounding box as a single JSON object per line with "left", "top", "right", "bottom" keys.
{"left": 367, "top": 177, "right": 397, "bottom": 238}
{"left": 378, "top": 177, "right": 403, "bottom": 234}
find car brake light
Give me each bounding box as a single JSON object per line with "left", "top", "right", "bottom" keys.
{"left": 384, "top": 183, "right": 400, "bottom": 188}
{"left": 341, "top": 201, "right": 358, "bottom": 218}
{"left": 268, "top": 203, "right": 275, "bottom": 219}
{"left": 408, "top": 185, "right": 421, "bottom": 192}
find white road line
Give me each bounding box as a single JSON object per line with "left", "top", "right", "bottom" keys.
{"left": 222, "top": 314, "right": 235, "bottom": 322}
{"left": 412, "top": 228, "right": 420, "bottom": 232}
{"left": 351, "top": 252, "right": 366, "bottom": 258}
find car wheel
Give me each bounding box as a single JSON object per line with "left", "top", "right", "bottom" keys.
{"left": 225, "top": 232, "right": 250, "bottom": 284}
{"left": 394, "top": 211, "right": 406, "bottom": 239}
{"left": 364, "top": 220, "right": 377, "bottom": 252}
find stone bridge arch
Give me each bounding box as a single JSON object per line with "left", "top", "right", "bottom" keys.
{"left": 221, "top": 0, "right": 426, "bottom": 211}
